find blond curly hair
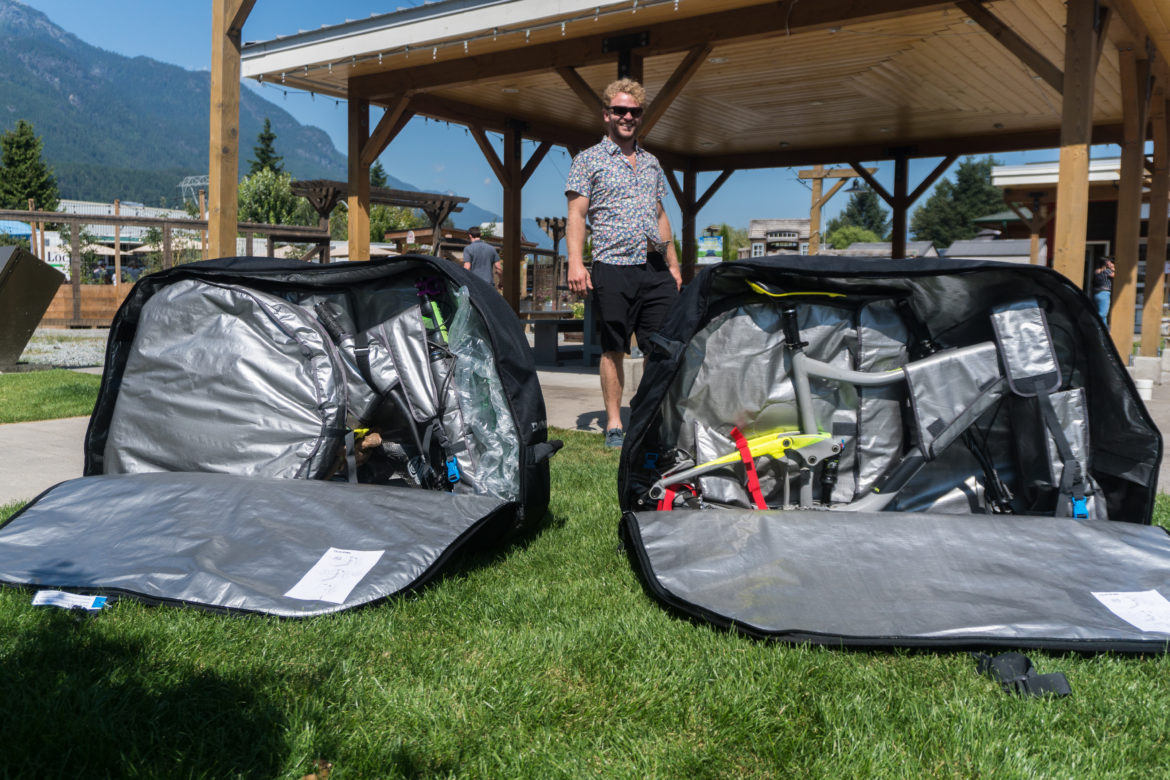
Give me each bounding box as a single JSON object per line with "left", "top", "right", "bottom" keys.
{"left": 602, "top": 78, "right": 646, "bottom": 106}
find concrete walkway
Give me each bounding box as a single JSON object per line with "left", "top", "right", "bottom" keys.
{"left": 1, "top": 362, "right": 1167, "bottom": 507}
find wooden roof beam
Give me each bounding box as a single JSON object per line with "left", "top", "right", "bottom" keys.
{"left": 522, "top": 140, "right": 552, "bottom": 186}
{"left": 955, "top": 1, "right": 1063, "bottom": 93}
{"left": 227, "top": 0, "right": 256, "bottom": 35}
{"left": 686, "top": 124, "right": 1126, "bottom": 171}
{"left": 641, "top": 45, "right": 712, "bottom": 138}
{"left": 556, "top": 66, "right": 604, "bottom": 113}
{"left": 408, "top": 92, "right": 688, "bottom": 169}
{"left": 350, "top": 0, "right": 954, "bottom": 99}
{"left": 908, "top": 154, "right": 959, "bottom": 202}
{"left": 469, "top": 124, "right": 507, "bottom": 186}
{"left": 847, "top": 162, "right": 893, "bottom": 204}
{"left": 360, "top": 94, "right": 413, "bottom": 167}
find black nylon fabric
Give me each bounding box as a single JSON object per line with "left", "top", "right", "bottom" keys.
{"left": 86, "top": 254, "right": 551, "bottom": 538}
{"left": 620, "top": 255, "right": 1160, "bottom": 523}
{"left": 617, "top": 255, "right": 1163, "bottom": 652}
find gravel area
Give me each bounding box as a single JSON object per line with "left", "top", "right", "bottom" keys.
{"left": 17, "top": 328, "right": 109, "bottom": 368}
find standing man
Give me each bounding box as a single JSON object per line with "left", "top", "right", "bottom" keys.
{"left": 463, "top": 225, "right": 502, "bottom": 286}
{"left": 565, "top": 78, "right": 682, "bottom": 448}
{"left": 1091, "top": 255, "right": 1114, "bottom": 323}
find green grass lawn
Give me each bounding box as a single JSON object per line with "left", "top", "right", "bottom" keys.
{"left": 0, "top": 430, "right": 1168, "bottom": 777}
{"left": 0, "top": 369, "right": 101, "bottom": 423}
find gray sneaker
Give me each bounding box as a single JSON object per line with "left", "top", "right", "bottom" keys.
{"left": 604, "top": 428, "right": 625, "bottom": 448}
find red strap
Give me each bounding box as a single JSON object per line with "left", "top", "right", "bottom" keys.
{"left": 657, "top": 484, "right": 698, "bottom": 511}
{"left": 730, "top": 426, "right": 768, "bottom": 509}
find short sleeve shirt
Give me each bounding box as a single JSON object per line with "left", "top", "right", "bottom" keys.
{"left": 463, "top": 240, "right": 498, "bottom": 284}
{"left": 565, "top": 137, "right": 667, "bottom": 266}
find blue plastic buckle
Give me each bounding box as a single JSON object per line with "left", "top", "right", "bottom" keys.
{"left": 1072, "top": 496, "right": 1088, "bottom": 519}
{"left": 643, "top": 452, "right": 658, "bottom": 470}
{"left": 446, "top": 456, "right": 461, "bottom": 484}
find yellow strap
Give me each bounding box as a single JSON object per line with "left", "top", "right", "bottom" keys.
{"left": 746, "top": 280, "right": 845, "bottom": 299}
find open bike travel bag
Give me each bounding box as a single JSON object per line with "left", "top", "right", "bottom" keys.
{"left": 620, "top": 256, "right": 1170, "bottom": 652}
{"left": 0, "top": 255, "right": 558, "bottom": 617}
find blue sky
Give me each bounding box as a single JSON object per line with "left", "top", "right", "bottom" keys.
{"left": 18, "top": 0, "right": 1099, "bottom": 238}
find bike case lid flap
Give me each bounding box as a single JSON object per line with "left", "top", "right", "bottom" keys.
{"left": 624, "top": 508, "right": 1170, "bottom": 652}
{"left": 0, "top": 472, "right": 511, "bottom": 617}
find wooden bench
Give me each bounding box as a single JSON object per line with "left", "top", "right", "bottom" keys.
{"left": 532, "top": 318, "right": 585, "bottom": 364}
{"left": 525, "top": 299, "right": 601, "bottom": 366}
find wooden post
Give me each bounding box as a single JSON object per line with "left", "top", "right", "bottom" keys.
{"left": 199, "top": 190, "right": 207, "bottom": 261}
{"left": 800, "top": 166, "right": 864, "bottom": 255}
{"left": 1141, "top": 91, "right": 1169, "bottom": 357}
{"left": 1109, "top": 46, "right": 1151, "bottom": 356}
{"left": 70, "top": 217, "right": 81, "bottom": 324}
{"left": 113, "top": 199, "right": 121, "bottom": 286}
{"left": 891, "top": 153, "right": 909, "bottom": 259}
{"left": 25, "top": 198, "right": 36, "bottom": 256}
{"left": 680, "top": 169, "right": 697, "bottom": 282}
{"left": 208, "top": 0, "right": 255, "bottom": 258}
{"left": 1052, "top": 0, "right": 1100, "bottom": 285}
{"left": 347, "top": 97, "right": 371, "bottom": 262}
{"left": 808, "top": 165, "right": 825, "bottom": 255}
{"left": 502, "top": 121, "right": 523, "bottom": 311}
{"left": 162, "top": 224, "right": 173, "bottom": 269}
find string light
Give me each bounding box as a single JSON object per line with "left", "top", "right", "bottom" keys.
{"left": 259, "top": 0, "right": 688, "bottom": 81}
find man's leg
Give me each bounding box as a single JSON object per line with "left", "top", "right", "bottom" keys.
{"left": 600, "top": 349, "right": 625, "bottom": 432}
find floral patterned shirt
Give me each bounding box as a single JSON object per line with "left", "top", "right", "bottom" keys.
{"left": 565, "top": 136, "right": 667, "bottom": 266}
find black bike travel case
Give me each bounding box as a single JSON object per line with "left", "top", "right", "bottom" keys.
{"left": 0, "top": 255, "right": 559, "bottom": 617}
{"left": 620, "top": 256, "right": 1170, "bottom": 652}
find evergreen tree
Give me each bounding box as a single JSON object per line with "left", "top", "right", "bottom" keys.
{"left": 238, "top": 168, "right": 303, "bottom": 225}
{"left": 826, "top": 186, "right": 889, "bottom": 238}
{"left": 0, "top": 120, "right": 58, "bottom": 211}
{"left": 370, "top": 161, "right": 388, "bottom": 189}
{"left": 248, "top": 118, "right": 283, "bottom": 175}
{"left": 910, "top": 156, "right": 1003, "bottom": 248}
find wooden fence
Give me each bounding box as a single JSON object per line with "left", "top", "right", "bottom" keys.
{"left": 0, "top": 207, "right": 329, "bottom": 328}
{"left": 40, "top": 283, "right": 133, "bottom": 328}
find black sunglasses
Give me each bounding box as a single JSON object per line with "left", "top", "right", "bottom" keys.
{"left": 606, "top": 105, "right": 644, "bottom": 118}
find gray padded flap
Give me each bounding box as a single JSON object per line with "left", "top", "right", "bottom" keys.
{"left": 903, "top": 342, "right": 1005, "bottom": 459}
{"left": 104, "top": 279, "right": 344, "bottom": 479}
{"left": 370, "top": 306, "right": 439, "bottom": 422}
{"left": 629, "top": 509, "right": 1170, "bottom": 650}
{"left": 991, "top": 298, "right": 1061, "bottom": 396}
{"left": 0, "top": 473, "right": 509, "bottom": 617}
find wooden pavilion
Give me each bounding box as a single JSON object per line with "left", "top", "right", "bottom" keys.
{"left": 210, "top": 0, "right": 1170, "bottom": 357}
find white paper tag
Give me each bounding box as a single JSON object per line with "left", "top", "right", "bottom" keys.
{"left": 32, "top": 590, "right": 108, "bottom": 611}
{"left": 284, "top": 547, "right": 385, "bottom": 604}
{"left": 1091, "top": 590, "right": 1170, "bottom": 633}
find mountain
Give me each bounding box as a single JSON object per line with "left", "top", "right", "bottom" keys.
{"left": 0, "top": 1, "right": 551, "bottom": 246}
{"left": 0, "top": 0, "right": 345, "bottom": 204}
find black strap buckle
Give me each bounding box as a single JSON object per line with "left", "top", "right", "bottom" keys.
{"left": 973, "top": 652, "right": 1071, "bottom": 698}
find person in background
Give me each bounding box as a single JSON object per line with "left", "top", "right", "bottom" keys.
{"left": 565, "top": 78, "right": 682, "bottom": 448}
{"left": 1092, "top": 255, "right": 1114, "bottom": 323}
{"left": 462, "top": 226, "right": 502, "bottom": 287}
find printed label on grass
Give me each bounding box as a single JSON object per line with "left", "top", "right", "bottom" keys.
{"left": 32, "top": 590, "right": 107, "bottom": 611}
{"left": 285, "top": 548, "right": 385, "bottom": 604}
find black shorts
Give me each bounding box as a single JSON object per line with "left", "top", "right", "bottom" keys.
{"left": 590, "top": 252, "right": 678, "bottom": 354}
